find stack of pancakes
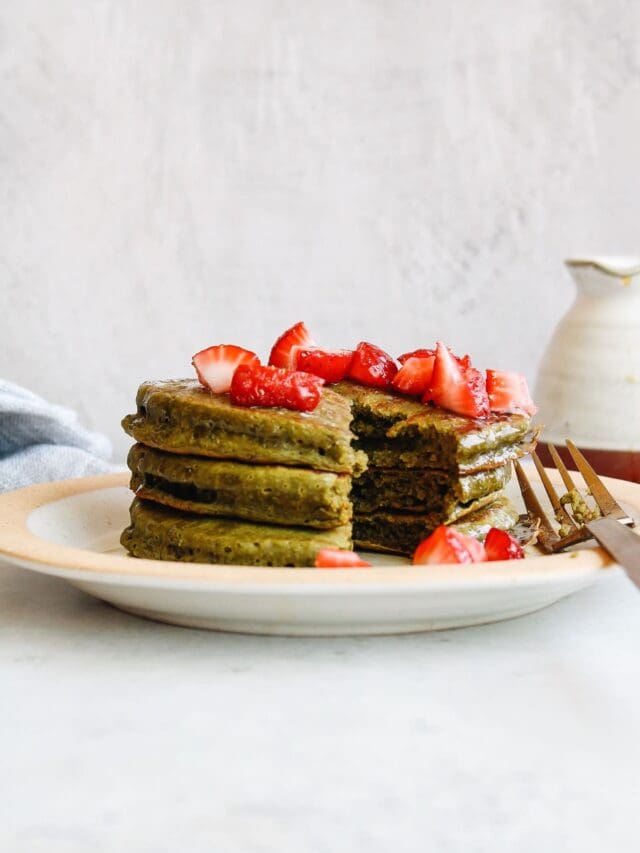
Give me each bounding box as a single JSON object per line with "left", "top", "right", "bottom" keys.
{"left": 121, "top": 379, "right": 536, "bottom": 565}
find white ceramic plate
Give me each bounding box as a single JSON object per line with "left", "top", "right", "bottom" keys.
{"left": 0, "top": 471, "right": 637, "bottom": 636}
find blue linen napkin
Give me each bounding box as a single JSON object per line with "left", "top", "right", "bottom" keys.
{"left": 0, "top": 380, "right": 119, "bottom": 493}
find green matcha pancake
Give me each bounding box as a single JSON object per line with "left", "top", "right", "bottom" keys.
{"left": 452, "top": 497, "right": 520, "bottom": 540}
{"left": 334, "top": 381, "right": 534, "bottom": 472}
{"left": 122, "top": 498, "right": 353, "bottom": 567}
{"left": 360, "top": 433, "right": 538, "bottom": 475}
{"left": 352, "top": 463, "right": 511, "bottom": 513}
{"left": 353, "top": 495, "right": 519, "bottom": 555}
{"left": 128, "top": 444, "right": 352, "bottom": 529}
{"left": 123, "top": 379, "right": 366, "bottom": 474}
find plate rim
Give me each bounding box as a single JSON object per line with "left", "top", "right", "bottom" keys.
{"left": 0, "top": 470, "right": 635, "bottom": 588}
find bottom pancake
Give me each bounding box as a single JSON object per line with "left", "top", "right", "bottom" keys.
{"left": 353, "top": 495, "right": 519, "bottom": 556}
{"left": 121, "top": 498, "right": 353, "bottom": 567}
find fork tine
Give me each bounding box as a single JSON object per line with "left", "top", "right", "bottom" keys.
{"left": 564, "top": 439, "right": 627, "bottom": 519}
{"left": 531, "top": 451, "right": 578, "bottom": 529}
{"left": 513, "top": 460, "right": 559, "bottom": 549}
{"left": 548, "top": 444, "right": 579, "bottom": 493}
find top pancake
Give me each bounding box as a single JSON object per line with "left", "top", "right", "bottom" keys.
{"left": 333, "top": 381, "right": 535, "bottom": 472}
{"left": 122, "top": 379, "right": 366, "bottom": 474}
{"left": 123, "top": 378, "right": 534, "bottom": 475}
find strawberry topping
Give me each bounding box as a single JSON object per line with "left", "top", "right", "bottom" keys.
{"left": 230, "top": 365, "right": 324, "bottom": 412}
{"left": 486, "top": 370, "right": 538, "bottom": 416}
{"left": 398, "top": 348, "right": 436, "bottom": 364}
{"left": 347, "top": 341, "right": 398, "bottom": 388}
{"left": 413, "top": 525, "right": 486, "bottom": 565}
{"left": 464, "top": 535, "right": 489, "bottom": 563}
{"left": 399, "top": 346, "right": 470, "bottom": 376}
{"left": 426, "top": 341, "right": 490, "bottom": 417}
{"left": 296, "top": 347, "right": 354, "bottom": 383}
{"left": 392, "top": 355, "right": 436, "bottom": 396}
{"left": 483, "top": 527, "right": 525, "bottom": 561}
{"left": 314, "top": 549, "right": 372, "bottom": 568}
{"left": 192, "top": 345, "right": 260, "bottom": 394}
{"left": 268, "top": 322, "right": 316, "bottom": 369}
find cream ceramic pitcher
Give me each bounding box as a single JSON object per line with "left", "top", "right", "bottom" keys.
{"left": 535, "top": 257, "right": 640, "bottom": 481}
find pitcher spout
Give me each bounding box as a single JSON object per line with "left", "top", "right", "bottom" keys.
{"left": 565, "top": 256, "right": 640, "bottom": 294}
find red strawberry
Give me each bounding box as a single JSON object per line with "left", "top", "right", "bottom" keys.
{"left": 315, "top": 549, "right": 372, "bottom": 568}
{"left": 192, "top": 345, "right": 260, "bottom": 394}
{"left": 465, "top": 535, "right": 489, "bottom": 563}
{"left": 348, "top": 342, "right": 398, "bottom": 387}
{"left": 426, "top": 341, "right": 490, "bottom": 417}
{"left": 413, "top": 525, "right": 486, "bottom": 565}
{"left": 484, "top": 527, "right": 525, "bottom": 561}
{"left": 486, "top": 370, "right": 538, "bottom": 416}
{"left": 296, "top": 348, "right": 354, "bottom": 383}
{"left": 398, "top": 348, "right": 435, "bottom": 364}
{"left": 400, "top": 347, "right": 471, "bottom": 369}
{"left": 268, "top": 322, "right": 316, "bottom": 369}
{"left": 230, "top": 365, "right": 324, "bottom": 412}
{"left": 392, "top": 355, "right": 436, "bottom": 396}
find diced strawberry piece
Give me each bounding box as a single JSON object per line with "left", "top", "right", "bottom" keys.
{"left": 192, "top": 345, "right": 260, "bottom": 394}
{"left": 413, "top": 525, "right": 487, "bottom": 565}
{"left": 296, "top": 348, "right": 354, "bottom": 383}
{"left": 400, "top": 347, "right": 471, "bottom": 369}
{"left": 347, "top": 342, "right": 398, "bottom": 387}
{"left": 392, "top": 355, "right": 436, "bottom": 396}
{"left": 268, "top": 322, "right": 316, "bottom": 369}
{"left": 314, "top": 549, "right": 372, "bottom": 568}
{"left": 398, "top": 348, "right": 436, "bottom": 364}
{"left": 465, "top": 536, "right": 488, "bottom": 562}
{"left": 230, "top": 365, "right": 324, "bottom": 412}
{"left": 484, "top": 527, "right": 525, "bottom": 561}
{"left": 426, "top": 341, "right": 490, "bottom": 417}
{"left": 486, "top": 370, "right": 538, "bottom": 416}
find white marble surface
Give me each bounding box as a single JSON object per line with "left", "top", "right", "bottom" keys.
{"left": 2, "top": 1, "right": 640, "bottom": 457}
{"left": 2, "top": 562, "right": 640, "bottom": 852}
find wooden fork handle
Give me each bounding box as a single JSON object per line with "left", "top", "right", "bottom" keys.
{"left": 586, "top": 517, "right": 640, "bottom": 590}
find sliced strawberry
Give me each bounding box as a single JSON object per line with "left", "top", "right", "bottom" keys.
{"left": 296, "top": 348, "right": 354, "bottom": 383}
{"left": 413, "top": 525, "right": 486, "bottom": 565}
{"left": 348, "top": 342, "right": 398, "bottom": 387}
{"left": 230, "top": 364, "right": 324, "bottom": 412}
{"left": 392, "top": 355, "right": 436, "bottom": 396}
{"left": 398, "top": 348, "right": 435, "bottom": 364}
{"left": 192, "top": 345, "right": 260, "bottom": 394}
{"left": 398, "top": 346, "right": 470, "bottom": 374}
{"left": 464, "top": 535, "right": 488, "bottom": 562}
{"left": 484, "top": 527, "right": 525, "bottom": 560}
{"left": 426, "top": 341, "right": 490, "bottom": 417}
{"left": 268, "top": 322, "right": 316, "bottom": 369}
{"left": 486, "top": 370, "right": 538, "bottom": 416}
{"left": 315, "top": 549, "right": 372, "bottom": 568}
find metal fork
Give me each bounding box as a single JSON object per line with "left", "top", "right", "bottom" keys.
{"left": 514, "top": 440, "right": 640, "bottom": 588}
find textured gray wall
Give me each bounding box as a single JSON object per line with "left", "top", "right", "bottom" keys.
{"left": 2, "top": 0, "right": 640, "bottom": 457}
